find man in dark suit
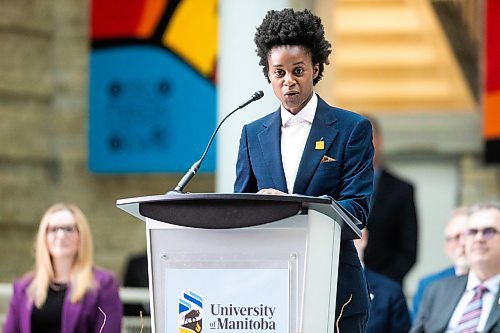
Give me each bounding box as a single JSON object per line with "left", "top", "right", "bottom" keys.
{"left": 355, "top": 230, "right": 411, "bottom": 333}
{"left": 411, "top": 201, "right": 500, "bottom": 333}
{"left": 234, "top": 9, "right": 374, "bottom": 332}
{"left": 363, "top": 116, "right": 418, "bottom": 284}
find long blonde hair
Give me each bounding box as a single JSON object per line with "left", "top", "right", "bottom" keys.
{"left": 28, "top": 203, "right": 95, "bottom": 308}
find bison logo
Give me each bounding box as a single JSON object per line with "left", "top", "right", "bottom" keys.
{"left": 178, "top": 291, "right": 203, "bottom": 333}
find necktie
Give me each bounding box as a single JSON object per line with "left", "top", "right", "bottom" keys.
{"left": 456, "top": 284, "right": 488, "bottom": 333}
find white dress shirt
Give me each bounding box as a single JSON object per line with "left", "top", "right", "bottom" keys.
{"left": 280, "top": 93, "right": 317, "bottom": 194}
{"left": 446, "top": 272, "right": 500, "bottom": 332}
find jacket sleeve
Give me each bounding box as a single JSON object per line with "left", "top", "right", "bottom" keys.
{"left": 94, "top": 273, "right": 123, "bottom": 333}
{"left": 3, "top": 281, "right": 23, "bottom": 333}
{"left": 336, "top": 118, "right": 374, "bottom": 227}
{"left": 411, "top": 277, "right": 427, "bottom": 322}
{"left": 234, "top": 125, "right": 258, "bottom": 193}
{"left": 390, "top": 287, "right": 411, "bottom": 333}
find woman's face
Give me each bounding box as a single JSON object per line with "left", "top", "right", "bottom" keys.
{"left": 46, "top": 209, "right": 80, "bottom": 260}
{"left": 267, "top": 45, "right": 319, "bottom": 115}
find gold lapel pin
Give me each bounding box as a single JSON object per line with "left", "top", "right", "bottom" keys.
{"left": 315, "top": 137, "right": 324, "bottom": 150}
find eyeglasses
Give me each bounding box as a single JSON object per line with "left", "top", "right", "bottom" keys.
{"left": 465, "top": 227, "right": 499, "bottom": 240}
{"left": 47, "top": 225, "right": 78, "bottom": 235}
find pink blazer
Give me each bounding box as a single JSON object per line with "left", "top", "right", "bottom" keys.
{"left": 3, "top": 267, "right": 123, "bottom": 333}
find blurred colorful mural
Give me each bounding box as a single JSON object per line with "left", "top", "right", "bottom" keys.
{"left": 89, "top": 0, "right": 218, "bottom": 172}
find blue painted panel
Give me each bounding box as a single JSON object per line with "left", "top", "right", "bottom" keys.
{"left": 89, "top": 45, "right": 216, "bottom": 173}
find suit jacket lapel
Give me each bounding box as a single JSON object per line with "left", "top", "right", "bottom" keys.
{"left": 62, "top": 286, "right": 83, "bottom": 333}
{"left": 258, "top": 110, "right": 287, "bottom": 192}
{"left": 437, "top": 276, "right": 468, "bottom": 331}
{"left": 293, "top": 97, "right": 338, "bottom": 194}
{"left": 483, "top": 285, "right": 500, "bottom": 332}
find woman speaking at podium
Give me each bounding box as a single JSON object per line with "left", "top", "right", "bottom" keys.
{"left": 234, "top": 8, "right": 374, "bottom": 332}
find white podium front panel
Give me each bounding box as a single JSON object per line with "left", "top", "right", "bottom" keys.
{"left": 146, "top": 215, "right": 307, "bottom": 333}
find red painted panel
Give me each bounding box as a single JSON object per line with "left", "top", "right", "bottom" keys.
{"left": 91, "top": 0, "right": 147, "bottom": 39}
{"left": 485, "top": 0, "right": 500, "bottom": 91}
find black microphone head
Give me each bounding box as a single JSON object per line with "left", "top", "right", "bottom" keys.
{"left": 252, "top": 90, "right": 264, "bottom": 101}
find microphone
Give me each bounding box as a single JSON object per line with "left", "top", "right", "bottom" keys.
{"left": 169, "top": 90, "right": 264, "bottom": 193}
{"left": 238, "top": 90, "right": 264, "bottom": 109}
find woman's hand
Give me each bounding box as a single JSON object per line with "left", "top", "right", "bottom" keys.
{"left": 257, "top": 188, "right": 288, "bottom": 195}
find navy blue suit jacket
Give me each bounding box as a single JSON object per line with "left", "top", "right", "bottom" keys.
{"left": 234, "top": 95, "right": 374, "bottom": 317}
{"left": 365, "top": 268, "right": 411, "bottom": 333}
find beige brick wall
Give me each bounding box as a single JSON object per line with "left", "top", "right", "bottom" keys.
{"left": 460, "top": 154, "right": 500, "bottom": 205}
{"left": 0, "top": 0, "right": 215, "bottom": 283}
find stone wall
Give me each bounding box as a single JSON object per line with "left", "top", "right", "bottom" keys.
{"left": 461, "top": 154, "right": 500, "bottom": 205}
{"left": 0, "top": 0, "right": 214, "bottom": 283}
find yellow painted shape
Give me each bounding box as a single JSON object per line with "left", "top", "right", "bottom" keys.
{"left": 163, "top": 0, "right": 217, "bottom": 77}
{"left": 137, "top": 0, "right": 168, "bottom": 38}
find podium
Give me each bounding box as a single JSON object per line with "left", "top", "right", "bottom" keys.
{"left": 117, "top": 193, "right": 362, "bottom": 333}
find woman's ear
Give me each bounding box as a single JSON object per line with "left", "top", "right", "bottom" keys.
{"left": 313, "top": 64, "right": 320, "bottom": 79}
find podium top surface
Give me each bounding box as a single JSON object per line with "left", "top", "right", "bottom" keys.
{"left": 117, "top": 192, "right": 331, "bottom": 205}
{"left": 116, "top": 192, "right": 361, "bottom": 239}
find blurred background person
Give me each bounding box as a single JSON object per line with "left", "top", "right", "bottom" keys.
{"left": 3, "top": 203, "right": 122, "bottom": 333}
{"left": 411, "top": 207, "right": 470, "bottom": 320}
{"left": 411, "top": 201, "right": 500, "bottom": 333}
{"left": 354, "top": 229, "right": 411, "bottom": 333}
{"left": 122, "top": 252, "right": 150, "bottom": 317}
{"left": 363, "top": 115, "right": 418, "bottom": 285}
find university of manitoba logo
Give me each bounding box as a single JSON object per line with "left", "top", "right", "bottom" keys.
{"left": 178, "top": 291, "right": 203, "bottom": 333}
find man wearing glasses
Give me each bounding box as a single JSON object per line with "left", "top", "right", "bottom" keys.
{"left": 411, "top": 207, "right": 470, "bottom": 320}
{"left": 411, "top": 201, "right": 500, "bottom": 333}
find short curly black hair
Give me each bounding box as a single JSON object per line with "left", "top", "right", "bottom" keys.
{"left": 254, "top": 8, "right": 332, "bottom": 85}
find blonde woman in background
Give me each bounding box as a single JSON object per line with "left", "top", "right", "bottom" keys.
{"left": 4, "top": 203, "right": 122, "bottom": 333}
